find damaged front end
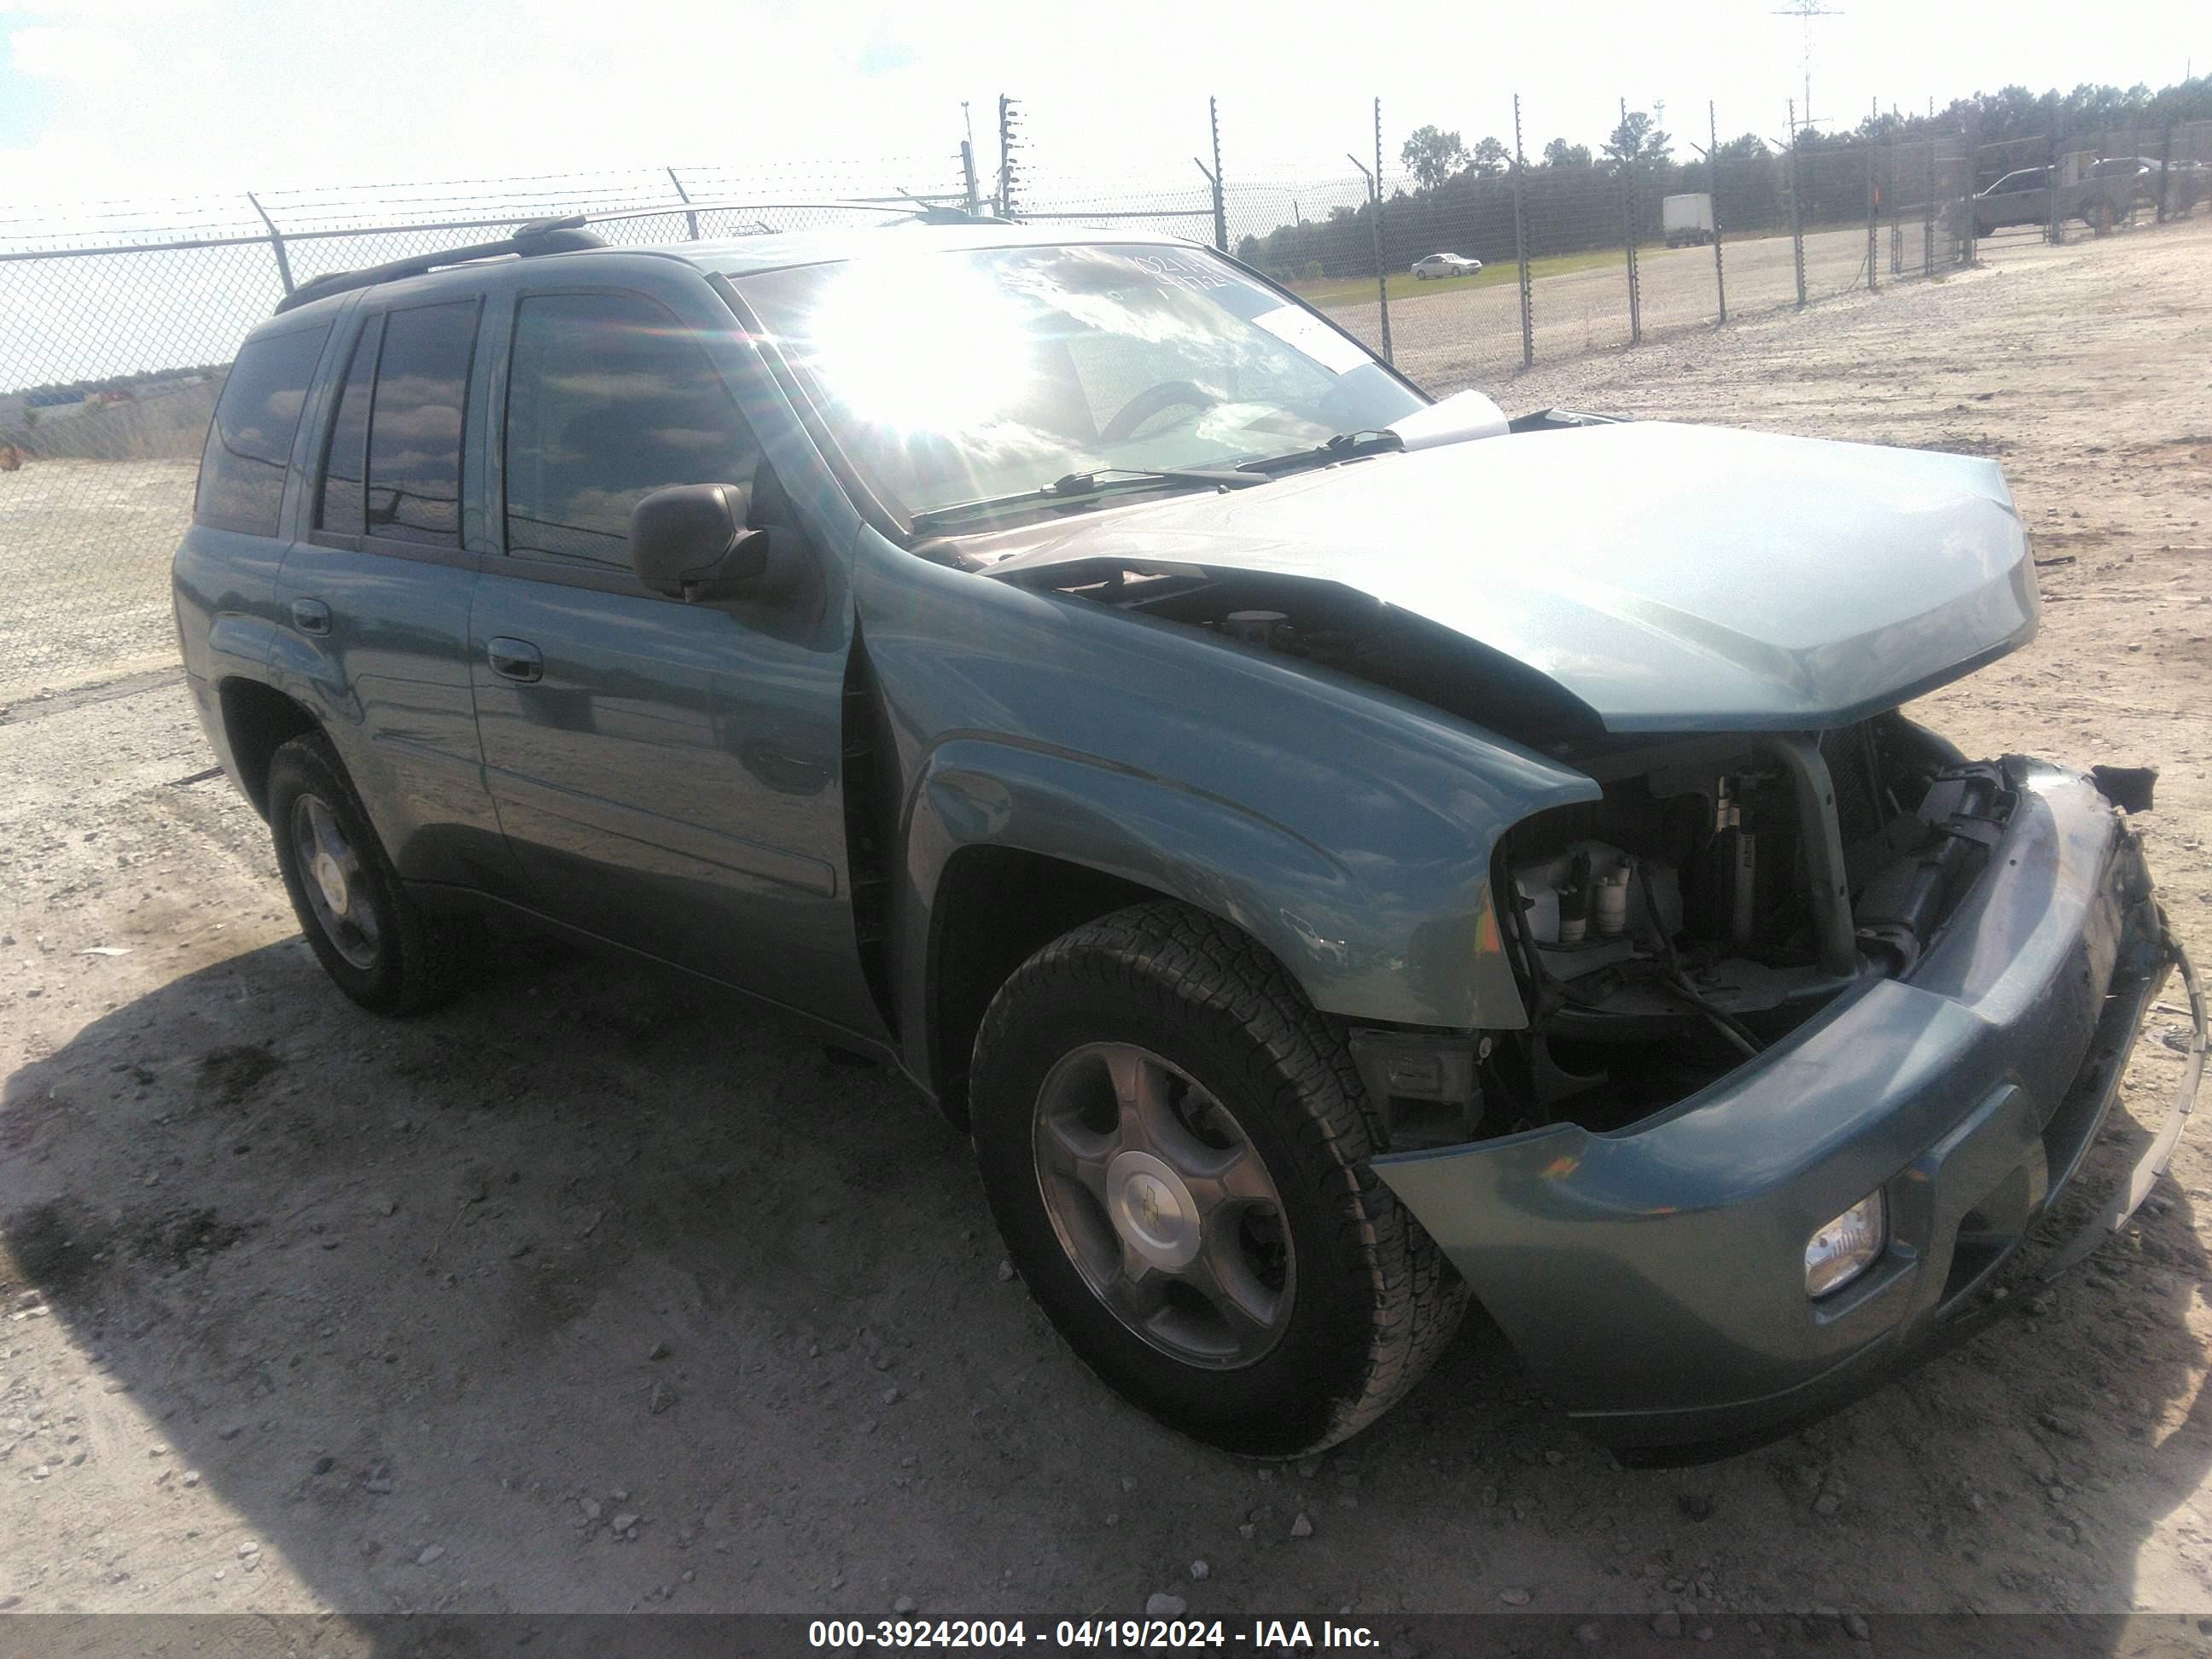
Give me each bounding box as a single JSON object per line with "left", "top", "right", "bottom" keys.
{"left": 1464, "top": 713, "right": 2012, "bottom": 1145}
{"left": 1368, "top": 741, "right": 2197, "bottom": 1458}
{"left": 981, "top": 418, "right": 2197, "bottom": 1453}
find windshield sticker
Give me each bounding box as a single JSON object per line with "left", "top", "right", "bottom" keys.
{"left": 1251, "top": 305, "right": 1371, "bottom": 375}
{"left": 1126, "top": 252, "right": 1234, "bottom": 294}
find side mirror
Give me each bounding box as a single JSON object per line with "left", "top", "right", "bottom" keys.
{"left": 628, "top": 483, "right": 769, "bottom": 602}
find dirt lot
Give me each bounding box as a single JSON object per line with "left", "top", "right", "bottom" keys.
{"left": 1, "top": 216, "right": 2209, "bottom": 1641}
{"left": 0, "top": 457, "right": 197, "bottom": 707}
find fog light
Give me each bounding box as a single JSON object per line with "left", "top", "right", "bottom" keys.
{"left": 1805, "top": 1190, "right": 1886, "bottom": 1298}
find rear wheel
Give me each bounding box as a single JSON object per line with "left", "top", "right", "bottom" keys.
{"left": 266, "top": 732, "right": 477, "bottom": 1016}
{"left": 969, "top": 902, "right": 1466, "bottom": 1456}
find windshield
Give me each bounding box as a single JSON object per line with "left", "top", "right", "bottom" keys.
{"left": 732, "top": 243, "right": 1423, "bottom": 528}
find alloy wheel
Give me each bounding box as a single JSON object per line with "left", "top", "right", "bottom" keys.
{"left": 1031, "top": 1042, "right": 1295, "bottom": 1369}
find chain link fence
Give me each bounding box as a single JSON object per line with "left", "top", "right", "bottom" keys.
{"left": 0, "top": 162, "right": 969, "bottom": 703}
{"left": 3, "top": 108, "right": 2205, "bottom": 703}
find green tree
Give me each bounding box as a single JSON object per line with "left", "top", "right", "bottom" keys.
{"left": 1542, "top": 138, "right": 1593, "bottom": 169}
{"left": 1711, "top": 133, "right": 1782, "bottom": 230}
{"left": 1400, "top": 125, "right": 1470, "bottom": 189}
{"left": 1604, "top": 109, "right": 1674, "bottom": 169}
{"left": 1470, "top": 136, "right": 1510, "bottom": 178}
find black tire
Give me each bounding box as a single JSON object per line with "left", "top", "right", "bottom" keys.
{"left": 969, "top": 901, "right": 1466, "bottom": 1457}
{"left": 265, "top": 731, "right": 477, "bottom": 1016}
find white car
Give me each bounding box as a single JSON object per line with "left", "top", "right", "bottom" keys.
{"left": 1411, "top": 252, "right": 1481, "bottom": 279}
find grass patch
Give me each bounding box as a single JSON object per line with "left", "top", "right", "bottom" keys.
{"left": 1288, "top": 247, "right": 1629, "bottom": 308}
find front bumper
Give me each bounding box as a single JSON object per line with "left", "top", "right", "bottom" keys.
{"left": 1375, "top": 757, "right": 2200, "bottom": 1458}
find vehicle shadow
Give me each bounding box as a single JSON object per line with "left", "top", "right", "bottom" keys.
{"left": 1, "top": 932, "right": 2206, "bottom": 1645}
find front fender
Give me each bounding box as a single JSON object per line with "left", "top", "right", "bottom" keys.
{"left": 905, "top": 736, "right": 1457, "bottom": 1025}
{"left": 857, "top": 527, "right": 1599, "bottom": 1082}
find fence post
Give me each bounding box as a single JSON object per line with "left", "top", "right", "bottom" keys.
{"left": 1889, "top": 143, "right": 1902, "bottom": 275}
{"left": 1786, "top": 101, "right": 1807, "bottom": 308}
{"left": 2045, "top": 133, "right": 2063, "bottom": 247}
{"left": 1620, "top": 98, "right": 1642, "bottom": 345}
{"left": 1959, "top": 123, "right": 1976, "bottom": 265}
{"left": 1513, "top": 92, "right": 1534, "bottom": 369}
{"left": 998, "top": 95, "right": 1022, "bottom": 218}
{"left": 246, "top": 193, "right": 294, "bottom": 297}
{"left": 1192, "top": 157, "right": 1224, "bottom": 252}
{"left": 1709, "top": 101, "right": 1727, "bottom": 325}
{"left": 1208, "top": 96, "right": 1228, "bottom": 253}
{"left": 666, "top": 168, "right": 701, "bottom": 241}
{"left": 1373, "top": 96, "right": 1393, "bottom": 366}
{"left": 1924, "top": 140, "right": 1936, "bottom": 276}
{"left": 2158, "top": 121, "right": 2174, "bottom": 222}
{"left": 1865, "top": 144, "right": 1878, "bottom": 289}
{"left": 960, "top": 140, "right": 981, "bottom": 218}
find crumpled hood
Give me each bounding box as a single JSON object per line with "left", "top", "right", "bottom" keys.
{"left": 988, "top": 422, "right": 2039, "bottom": 732}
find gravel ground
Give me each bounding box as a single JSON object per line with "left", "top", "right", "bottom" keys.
{"left": 0, "top": 215, "right": 2209, "bottom": 1641}
{"left": 0, "top": 458, "right": 196, "bottom": 707}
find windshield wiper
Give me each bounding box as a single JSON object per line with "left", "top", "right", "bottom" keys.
{"left": 1236, "top": 428, "right": 1405, "bottom": 477}
{"left": 909, "top": 466, "right": 1266, "bottom": 533}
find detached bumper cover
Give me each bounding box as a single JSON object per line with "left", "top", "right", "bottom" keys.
{"left": 1375, "top": 757, "right": 2198, "bottom": 1453}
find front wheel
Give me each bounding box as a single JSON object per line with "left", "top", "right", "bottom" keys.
{"left": 969, "top": 902, "right": 1465, "bottom": 1456}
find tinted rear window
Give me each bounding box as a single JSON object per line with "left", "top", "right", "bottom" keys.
{"left": 316, "top": 315, "right": 381, "bottom": 538}
{"left": 194, "top": 323, "right": 329, "bottom": 535}
{"left": 365, "top": 300, "right": 479, "bottom": 548}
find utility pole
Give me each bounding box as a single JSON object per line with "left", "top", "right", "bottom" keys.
{"left": 1771, "top": 0, "right": 1843, "bottom": 131}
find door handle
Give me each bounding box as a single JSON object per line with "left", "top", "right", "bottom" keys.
{"left": 486, "top": 637, "right": 544, "bottom": 684}
{"left": 290, "top": 597, "right": 331, "bottom": 636}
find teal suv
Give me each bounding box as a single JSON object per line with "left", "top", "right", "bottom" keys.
{"left": 174, "top": 212, "right": 2202, "bottom": 1458}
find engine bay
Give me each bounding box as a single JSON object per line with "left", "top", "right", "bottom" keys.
{"left": 1478, "top": 719, "right": 2017, "bottom": 1138}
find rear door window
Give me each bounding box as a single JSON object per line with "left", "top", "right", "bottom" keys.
{"left": 315, "top": 314, "right": 382, "bottom": 537}
{"left": 194, "top": 322, "right": 329, "bottom": 536}
{"left": 365, "top": 300, "right": 480, "bottom": 548}
{"left": 502, "top": 291, "right": 760, "bottom": 569}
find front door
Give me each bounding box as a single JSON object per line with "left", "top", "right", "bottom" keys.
{"left": 470, "top": 285, "right": 876, "bottom": 1034}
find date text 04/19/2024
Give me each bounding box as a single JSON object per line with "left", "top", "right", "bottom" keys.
{"left": 806, "top": 1620, "right": 1382, "bottom": 1650}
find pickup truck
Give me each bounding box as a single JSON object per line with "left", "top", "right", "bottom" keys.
{"left": 1957, "top": 159, "right": 2149, "bottom": 236}
{"left": 174, "top": 212, "right": 2201, "bottom": 1461}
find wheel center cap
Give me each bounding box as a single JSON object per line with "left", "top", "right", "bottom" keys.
{"left": 1105, "top": 1150, "right": 1202, "bottom": 1271}
{"left": 313, "top": 853, "right": 349, "bottom": 916}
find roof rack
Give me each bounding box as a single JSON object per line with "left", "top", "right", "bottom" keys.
{"left": 270, "top": 200, "right": 1013, "bottom": 316}
{"left": 562, "top": 198, "right": 1011, "bottom": 229}
{"left": 272, "top": 214, "right": 606, "bottom": 314}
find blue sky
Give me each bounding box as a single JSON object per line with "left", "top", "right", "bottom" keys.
{"left": 0, "top": 0, "right": 2203, "bottom": 215}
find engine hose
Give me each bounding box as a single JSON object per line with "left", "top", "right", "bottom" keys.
{"left": 1632, "top": 855, "right": 1765, "bottom": 1057}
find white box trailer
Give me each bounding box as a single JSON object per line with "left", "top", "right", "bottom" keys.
{"left": 1662, "top": 193, "right": 1714, "bottom": 247}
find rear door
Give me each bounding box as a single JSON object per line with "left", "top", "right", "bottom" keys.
{"left": 271, "top": 290, "right": 521, "bottom": 897}
{"left": 469, "top": 279, "right": 877, "bottom": 1033}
